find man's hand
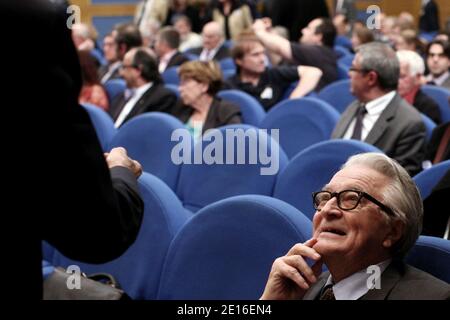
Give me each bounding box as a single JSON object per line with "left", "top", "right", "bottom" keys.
{"left": 105, "top": 147, "right": 143, "bottom": 178}
{"left": 260, "top": 238, "right": 323, "bottom": 300}
{"left": 252, "top": 18, "right": 272, "bottom": 34}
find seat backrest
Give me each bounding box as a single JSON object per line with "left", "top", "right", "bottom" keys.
{"left": 317, "top": 79, "right": 354, "bottom": 114}
{"left": 81, "top": 103, "right": 117, "bottom": 152}
{"left": 261, "top": 97, "right": 340, "bottom": 159}
{"left": 338, "top": 54, "right": 354, "bottom": 67}
{"left": 104, "top": 79, "right": 126, "bottom": 105}
{"left": 334, "top": 45, "right": 351, "bottom": 58}
{"left": 52, "top": 173, "right": 191, "bottom": 299}
{"left": 109, "top": 112, "right": 188, "bottom": 190}
{"left": 413, "top": 160, "right": 450, "bottom": 200}
{"left": 164, "top": 83, "right": 180, "bottom": 97}
{"left": 421, "top": 85, "right": 450, "bottom": 122}
{"left": 219, "top": 57, "right": 236, "bottom": 72}
{"left": 218, "top": 90, "right": 266, "bottom": 126}
{"left": 162, "top": 66, "right": 180, "bottom": 85}
{"left": 337, "top": 61, "right": 350, "bottom": 80}
{"left": 420, "top": 113, "right": 437, "bottom": 142}
{"left": 274, "top": 139, "right": 382, "bottom": 219}
{"left": 157, "top": 195, "right": 312, "bottom": 299}
{"left": 176, "top": 124, "right": 288, "bottom": 212}
{"left": 406, "top": 235, "right": 450, "bottom": 283}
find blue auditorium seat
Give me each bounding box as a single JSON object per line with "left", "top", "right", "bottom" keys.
{"left": 219, "top": 57, "right": 237, "bottom": 73}
{"left": 218, "top": 90, "right": 266, "bottom": 126}
{"left": 164, "top": 83, "right": 180, "bottom": 97}
{"left": 81, "top": 103, "right": 117, "bottom": 152}
{"left": 420, "top": 113, "right": 437, "bottom": 142}
{"left": 104, "top": 79, "right": 126, "bottom": 105}
{"left": 274, "top": 139, "right": 382, "bottom": 220}
{"left": 334, "top": 45, "right": 352, "bottom": 58}
{"left": 162, "top": 66, "right": 180, "bottom": 85}
{"left": 406, "top": 236, "right": 450, "bottom": 283}
{"left": 261, "top": 97, "right": 340, "bottom": 159}
{"left": 338, "top": 54, "right": 355, "bottom": 67}
{"left": 317, "top": 79, "right": 354, "bottom": 113}
{"left": 52, "top": 173, "right": 191, "bottom": 299}
{"left": 337, "top": 61, "right": 350, "bottom": 80}
{"left": 109, "top": 112, "right": 188, "bottom": 191}
{"left": 157, "top": 195, "right": 313, "bottom": 299}
{"left": 421, "top": 85, "right": 450, "bottom": 123}
{"left": 413, "top": 160, "right": 450, "bottom": 200}
{"left": 176, "top": 124, "right": 288, "bottom": 212}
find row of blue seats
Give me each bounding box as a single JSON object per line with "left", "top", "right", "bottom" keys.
{"left": 81, "top": 105, "right": 450, "bottom": 220}
{"left": 44, "top": 172, "right": 450, "bottom": 299}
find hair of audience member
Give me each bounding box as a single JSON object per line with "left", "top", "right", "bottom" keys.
{"left": 158, "top": 26, "right": 181, "bottom": 50}
{"left": 399, "top": 29, "right": 425, "bottom": 52}
{"left": 396, "top": 50, "right": 425, "bottom": 76}
{"left": 178, "top": 60, "right": 223, "bottom": 95}
{"left": 78, "top": 49, "right": 101, "bottom": 86}
{"left": 231, "top": 33, "right": 264, "bottom": 73}
{"left": 114, "top": 23, "right": 143, "bottom": 51}
{"left": 173, "top": 14, "right": 192, "bottom": 29}
{"left": 356, "top": 42, "right": 400, "bottom": 90}
{"left": 315, "top": 18, "right": 337, "bottom": 48}
{"left": 353, "top": 24, "right": 375, "bottom": 45}
{"left": 426, "top": 39, "right": 450, "bottom": 59}
{"left": 342, "top": 153, "right": 423, "bottom": 259}
{"left": 131, "top": 48, "right": 162, "bottom": 84}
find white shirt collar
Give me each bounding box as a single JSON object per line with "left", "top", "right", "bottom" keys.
{"left": 364, "top": 91, "right": 396, "bottom": 116}
{"left": 200, "top": 42, "right": 223, "bottom": 61}
{"left": 324, "top": 259, "right": 392, "bottom": 300}
{"left": 159, "top": 50, "right": 177, "bottom": 73}
{"left": 114, "top": 82, "right": 153, "bottom": 128}
{"left": 431, "top": 71, "right": 450, "bottom": 87}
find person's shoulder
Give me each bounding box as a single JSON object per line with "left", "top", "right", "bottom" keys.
{"left": 393, "top": 94, "right": 424, "bottom": 122}
{"left": 391, "top": 264, "right": 450, "bottom": 300}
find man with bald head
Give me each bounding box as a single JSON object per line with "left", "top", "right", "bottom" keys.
{"left": 189, "top": 21, "right": 231, "bottom": 61}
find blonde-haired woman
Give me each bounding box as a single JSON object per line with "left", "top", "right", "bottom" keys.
{"left": 171, "top": 60, "right": 242, "bottom": 142}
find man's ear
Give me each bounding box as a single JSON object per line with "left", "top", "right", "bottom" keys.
{"left": 382, "top": 219, "right": 404, "bottom": 249}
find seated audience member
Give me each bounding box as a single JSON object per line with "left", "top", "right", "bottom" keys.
{"left": 424, "top": 40, "right": 450, "bottom": 90}
{"left": 395, "top": 29, "right": 425, "bottom": 56}
{"left": 109, "top": 48, "right": 177, "bottom": 128}
{"left": 189, "top": 21, "right": 231, "bottom": 61}
{"left": 71, "top": 23, "right": 96, "bottom": 51}
{"left": 252, "top": 17, "right": 337, "bottom": 91}
{"left": 154, "top": 26, "right": 190, "bottom": 73}
{"left": 419, "top": 0, "right": 440, "bottom": 33}
{"left": 171, "top": 60, "right": 242, "bottom": 142}
{"left": 99, "top": 34, "right": 122, "bottom": 84}
{"left": 174, "top": 15, "right": 203, "bottom": 52}
{"left": 113, "top": 22, "right": 143, "bottom": 62}
{"left": 396, "top": 50, "right": 442, "bottom": 124}
{"left": 226, "top": 36, "right": 322, "bottom": 110}
{"left": 261, "top": 153, "right": 450, "bottom": 300}
{"left": 332, "top": 43, "right": 426, "bottom": 176}
{"left": 210, "top": 0, "right": 253, "bottom": 40}
{"left": 350, "top": 24, "right": 375, "bottom": 52}
{"left": 78, "top": 49, "right": 109, "bottom": 111}
{"left": 165, "top": 0, "right": 203, "bottom": 34}
{"left": 422, "top": 170, "right": 450, "bottom": 239}
{"left": 3, "top": 0, "right": 144, "bottom": 298}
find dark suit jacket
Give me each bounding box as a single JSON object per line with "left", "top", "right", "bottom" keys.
{"left": 189, "top": 45, "right": 231, "bottom": 61}
{"left": 98, "top": 63, "right": 122, "bottom": 84}
{"left": 166, "top": 51, "right": 190, "bottom": 70}
{"left": 425, "top": 122, "right": 450, "bottom": 163}
{"left": 332, "top": 94, "right": 427, "bottom": 176}
{"left": 423, "top": 170, "right": 450, "bottom": 238}
{"left": 303, "top": 262, "right": 450, "bottom": 300}
{"left": 3, "top": 0, "right": 144, "bottom": 299}
{"left": 414, "top": 89, "right": 442, "bottom": 125}
{"left": 170, "top": 97, "right": 242, "bottom": 133}
{"left": 110, "top": 82, "right": 177, "bottom": 127}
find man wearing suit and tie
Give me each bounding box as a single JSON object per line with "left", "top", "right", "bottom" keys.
{"left": 331, "top": 42, "right": 426, "bottom": 176}
{"left": 261, "top": 153, "right": 450, "bottom": 300}
{"left": 110, "top": 48, "right": 177, "bottom": 128}
{"left": 189, "top": 22, "right": 231, "bottom": 61}
{"left": 154, "top": 26, "right": 190, "bottom": 74}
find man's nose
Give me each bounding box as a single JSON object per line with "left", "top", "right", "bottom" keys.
{"left": 318, "top": 197, "right": 343, "bottom": 218}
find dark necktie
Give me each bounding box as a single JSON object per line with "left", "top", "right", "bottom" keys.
{"left": 427, "top": 80, "right": 436, "bottom": 86}
{"left": 319, "top": 284, "right": 335, "bottom": 300}
{"left": 351, "top": 104, "right": 367, "bottom": 140}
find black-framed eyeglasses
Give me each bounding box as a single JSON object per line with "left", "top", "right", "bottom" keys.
{"left": 312, "top": 189, "right": 395, "bottom": 216}
{"left": 120, "top": 64, "right": 137, "bottom": 70}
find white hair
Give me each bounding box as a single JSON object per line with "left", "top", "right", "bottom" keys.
{"left": 396, "top": 50, "right": 425, "bottom": 76}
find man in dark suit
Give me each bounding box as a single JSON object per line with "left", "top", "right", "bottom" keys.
{"left": 189, "top": 22, "right": 231, "bottom": 61}
{"left": 3, "top": 0, "right": 144, "bottom": 299}
{"left": 331, "top": 43, "right": 426, "bottom": 176}
{"left": 110, "top": 47, "right": 177, "bottom": 128}
{"left": 261, "top": 153, "right": 450, "bottom": 300}
{"left": 154, "top": 26, "right": 189, "bottom": 73}
{"left": 425, "top": 40, "right": 450, "bottom": 90}
{"left": 98, "top": 34, "right": 122, "bottom": 84}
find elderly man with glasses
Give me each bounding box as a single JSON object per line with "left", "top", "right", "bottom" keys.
{"left": 261, "top": 153, "right": 450, "bottom": 300}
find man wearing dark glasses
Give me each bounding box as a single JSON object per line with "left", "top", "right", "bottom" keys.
{"left": 261, "top": 153, "right": 449, "bottom": 300}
